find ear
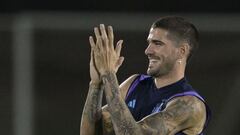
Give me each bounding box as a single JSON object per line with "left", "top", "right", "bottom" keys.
{"left": 178, "top": 43, "right": 190, "bottom": 59}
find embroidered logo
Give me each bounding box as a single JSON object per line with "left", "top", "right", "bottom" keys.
{"left": 152, "top": 100, "right": 167, "bottom": 113}
{"left": 127, "top": 99, "right": 136, "bottom": 109}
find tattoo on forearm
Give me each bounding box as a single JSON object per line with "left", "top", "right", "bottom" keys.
{"left": 102, "top": 72, "right": 141, "bottom": 135}
{"left": 80, "top": 83, "right": 103, "bottom": 135}
{"left": 83, "top": 84, "right": 103, "bottom": 122}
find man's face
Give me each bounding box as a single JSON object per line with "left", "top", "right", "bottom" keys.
{"left": 145, "top": 28, "right": 180, "bottom": 77}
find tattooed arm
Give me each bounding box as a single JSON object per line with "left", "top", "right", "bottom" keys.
{"left": 80, "top": 27, "right": 104, "bottom": 135}
{"left": 102, "top": 72, "right": 141, "bottom": 135}
{"left": 138, "top": 95, "right": 206, "bottom": 135}
{"left": 102, "top": 72, "right": 206, "bottom": 135}
{"left": 80, "top": 82, "right": 103, "bottom": 135}
{"left": 101, "top": 74, "right": 139, "bottom": 135}
{"left": 81, "top": 23, "right": 133, "bottom": 135}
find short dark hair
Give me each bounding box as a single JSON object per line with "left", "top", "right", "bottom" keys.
{"left": 151, "top": 16, "right": 199, "bottom": 62}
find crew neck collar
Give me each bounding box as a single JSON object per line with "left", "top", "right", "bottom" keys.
{"left": 153, "top": 77, "right": 187, "bottom": 91}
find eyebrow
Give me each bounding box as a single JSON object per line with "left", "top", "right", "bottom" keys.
{"left": 147, "top": 39, "right": 165, "bottom": 45}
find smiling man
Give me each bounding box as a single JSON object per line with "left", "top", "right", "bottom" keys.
{"left": 80, "top": 16, "right": 211, "bottom": 135}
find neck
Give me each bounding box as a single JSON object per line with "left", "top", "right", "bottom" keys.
{"left": 154, "top": 63, "right": 185, "bottom": 89}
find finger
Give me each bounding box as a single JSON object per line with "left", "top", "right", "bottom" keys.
{"left": 91, "top": 49, "right": 99, "bottom": 73}
{"left": 94, "top": 27, "right": 102, "bottom": 46}
{"left": 107, "top": 26, "right": 114, "bottom": 50}
{"left": 115, "top": 40, "right": 123, "bottom": 57}
{"left": 118, "top": 56, "right": 124, "bottom": 66}
{"left": 90, "top": 49, "right": 93, "bottom": 63}
{"left": 100, "top": 24, "right": 109, "bottom": 49}
{"left": 96, "top": 37, "right": 102, "bottom": 52}
{"left": 91, "top": 39, "right": 100, "bottom": 59}
{"left": 91, "top": 47, "right": 96, "bottom": 61}
{"left": 94, "top": 27, "right": 103, "bottom": 51}
{"left": 94, "top": 27, "right": 101, "bottom": 39}
{"left": 115, "top": 56, "right": 124, "bottom": 69}
{"left": 89, "top": 36, "right": 96, "bottom": 49}
{"left": 100, "top": 24, "right": 108, "bottom": 39}
{"left": 90, "top": 49, "right": 96, "bottom": 65}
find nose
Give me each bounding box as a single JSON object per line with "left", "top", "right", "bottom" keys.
{"left": 145, "top": 44, "right": 154, "bottom": 55}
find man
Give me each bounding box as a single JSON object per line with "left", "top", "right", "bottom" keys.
{"left": 80, "top": 16, "right": 210, "bottom": 135}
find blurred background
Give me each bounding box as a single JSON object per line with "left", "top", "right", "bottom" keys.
{"left": 0, "top": 1, "right": 240, "bottom": 135}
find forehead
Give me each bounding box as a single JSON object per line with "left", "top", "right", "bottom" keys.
{"left": 147, "top": 28, "right": 169, "bottom": 40}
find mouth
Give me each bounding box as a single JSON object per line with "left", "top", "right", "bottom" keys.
{"left": 148, "top": 58, "right": 160, "bottom": 68}
{"left": 147, "top": 55, "right": 161, "bottom": 67}
{"left": 149, "top": 59, "right": 158, "bottom": 64}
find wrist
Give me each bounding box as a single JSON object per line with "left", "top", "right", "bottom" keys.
{"left": 101, "top": 71, "right": 119, "bottom": 87}
{"left": 100, "top": 70, "right": 115, "bottom": 77}
{"left": 89, "top": 81, "right": 101, "bottom": 89}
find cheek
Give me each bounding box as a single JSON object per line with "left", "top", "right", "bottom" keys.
{"left": 160, "top": 50, "right": 178, "bottom": 63}
{"left": 168, "top": 48, "right": 179, "bottom": 58}
{"left": 173, "top": 49, "right": 181, "bottom": 60}
{"left": 156, "top": 49, "right": 169, "bottom": 59}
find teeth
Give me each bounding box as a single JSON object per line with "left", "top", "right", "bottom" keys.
{"left": 150, "top": 59, "right": 158, "bottom": 62}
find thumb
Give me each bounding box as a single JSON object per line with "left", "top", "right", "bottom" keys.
{"left": 115, "top": 56, "right": 124, "bottom": 72}
{"left": 118, "top": 56, "right": 124, "bottom": 66}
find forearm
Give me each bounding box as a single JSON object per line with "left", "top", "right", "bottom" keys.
{"left": 80, "top": 82, "right": 103, "bottom": 135}
{"left": 102, "top": 72, "right": 142, "bottom": 135}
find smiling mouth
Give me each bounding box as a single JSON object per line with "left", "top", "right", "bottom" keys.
{"left": 147, "top": 55, "right": 160, "bottom": 67}
{"left": 149, "top": 59, "right": 158, "bottom": 63}
{"left": 148, "top": 55, "right": 160, "bottom": 60}
{"left": 148, "top": 59, "right": 160, "bottom": 67}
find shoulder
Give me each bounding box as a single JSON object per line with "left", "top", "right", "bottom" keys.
{"left": 120, "top": 74, "right": 151, "bottom": 88}
{"left": 119, "top": 74, "right": 140, "bottom": 99}
{"left": 120, "top": 74, "right": 152, "bottom": 99}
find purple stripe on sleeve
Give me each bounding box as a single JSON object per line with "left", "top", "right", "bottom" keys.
{"left": 168, "top": 91, "right": 205, "bottom": 102}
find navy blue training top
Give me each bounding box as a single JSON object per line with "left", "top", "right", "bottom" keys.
{"left": 125, "top": 74, "right": 211, "bottom": 135}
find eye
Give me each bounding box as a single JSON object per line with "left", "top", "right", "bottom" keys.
{"left": 147, "top": 40, "right": 165, "bottom": 46}
{"left": 154, "top": 41, "right": 164, "bottom": 46}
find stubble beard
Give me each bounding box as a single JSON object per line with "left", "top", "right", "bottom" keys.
{"left": 147, "top": 57, "right": 176, "bottom": 78}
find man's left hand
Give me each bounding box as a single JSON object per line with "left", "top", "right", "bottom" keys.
{"left": 90, "top": 24, "right": 124, "bottom": 76}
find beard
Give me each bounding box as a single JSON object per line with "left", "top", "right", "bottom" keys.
{"left": 147, "top": 55, "right": 176, "bottom": 78}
